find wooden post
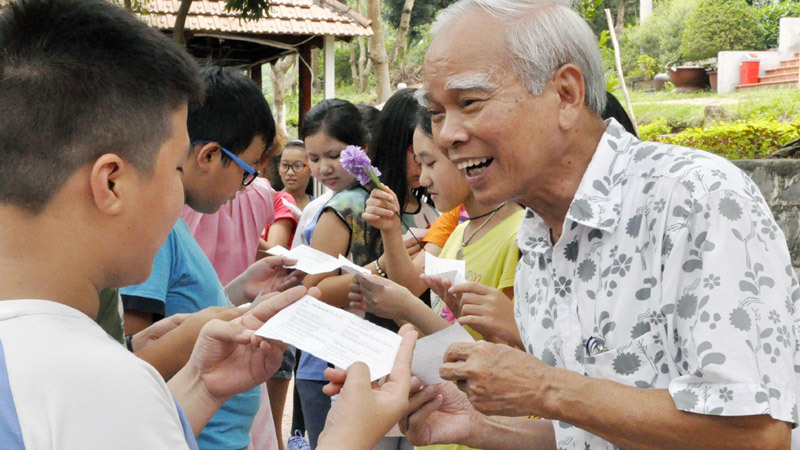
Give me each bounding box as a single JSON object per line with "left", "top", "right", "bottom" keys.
{"left": 604, "top": 8, "right": 638, "bottom": 136}
{"left": 250, "top": 64, "right": 262, "bottom": 90}
{"left": 298, "top": 43, "right": 313, "bottom": 132}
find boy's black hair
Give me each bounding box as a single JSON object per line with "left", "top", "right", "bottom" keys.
{"left": 188, "top": 66, "right": 275, "bottom": 164}
{"left": 370, "top": 88, "right": 422, "bottom": 212}
{"left": 0, "top": 0, "right": 203, "bottom": 214}
{"left": 299, "top": 98, "right": 369, "bottom": 148}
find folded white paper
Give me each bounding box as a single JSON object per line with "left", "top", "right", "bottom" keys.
{"left": 255, "top": 295, "right": 401, "bottom": 380}
{"left": 411, "top": 323, "right": 475, "bottom": 385}
{"left": 424, "top": 252, "right": 467, "bottom": 285}
{"left": 281, "top": 197, "right": 304, "bottom": 218}
{"left": 338, "top": 255, "right": 371, "bottom": 275}
{"left": 266, "top": 245, "right": 348, "bottom": 275}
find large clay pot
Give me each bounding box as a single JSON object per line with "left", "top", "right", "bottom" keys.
{"left": 708, "top": 70, "right": 718, "bottom": 93}
{"left": 667, "top": 67, "right": 710, "bottom": 92}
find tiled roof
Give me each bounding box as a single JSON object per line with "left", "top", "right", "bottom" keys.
{"left": 138, "top": 0, "right": 372, "bottom": 37}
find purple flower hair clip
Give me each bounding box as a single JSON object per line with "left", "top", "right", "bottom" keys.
{"left": 340, "top": 145, "right": 383, "bottom": 189}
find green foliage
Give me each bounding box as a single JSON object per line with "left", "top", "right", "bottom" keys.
{"left": 384, "top": 0, "right": 457, "bottom": 41}
{"left": 576, "top": 0, "right": 605, "bottom": 21}
{"left": 606, "top": 71, "right": 620, "bottom": 92}
{"left": 638, "top": 119, "right": 673, "bottom": 140}
{"left": 680, "top": 0, "right": 765, "bottom": 61}
{"left": 651, "top": 119, "right": 800, "bottom": 159}
{"left": 629, "top": 54, "right": 658, "bottom": 80}
{"left": 223, "top": 0, "right": 270, "bottom": 19}
{"left": 621, "top": 0, "right": 699, "bottom": 70}
{"left": 758, "top": 1, "right": 800, "bottom": 49}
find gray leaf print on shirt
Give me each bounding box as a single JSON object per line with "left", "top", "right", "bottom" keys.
{"left": 673, "top": 388, "right": 700, "bottom": 410}
{"left": 719, "top": 196, "right": 744, "bottom": 221}
{"left": 613, "top": 352, "right": 641, "bottom": 375}
{"left": 569, "top": 198, "right": 594, "bottom": 221}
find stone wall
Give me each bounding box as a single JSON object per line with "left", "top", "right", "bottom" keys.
{"left": 733, "top": 159, "right": 800, "bottom": 272}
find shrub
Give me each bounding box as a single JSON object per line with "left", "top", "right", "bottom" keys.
{"left": 680, "top": 0, "right": 765, "bottom": 62}
{"left": 639, "top": 119, "right": 673, "bottom": 141}
{"left": 622, "top": 0, "right": 699, "bottom": 71}
{"left": 758, "top": 1, "right": 800, "bottom": 49}
{"left": 651, "top": 119, "right": 800, "bottom": 159}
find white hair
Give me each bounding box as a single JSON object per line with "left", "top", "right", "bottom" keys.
{"left": 431, "top": 0, "right": 607, "bottom": 115}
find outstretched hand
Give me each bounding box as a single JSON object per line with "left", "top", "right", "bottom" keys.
{"left": 447, "top": 283, "right": 521, "bottom": 347}
{"left": 226, "top": 255, "right": 305, "bottom": 305}
{"left": 317, "top": 324, "right": 418, "bottom": 448}
{"left": 348, "top": 273, "right": 418, "bottom": 321}
{"left": 401, "top": 380, "right": 482, "bottom": 446}
{"left": 187, "top": 285, "right": 311, "bottom": 402}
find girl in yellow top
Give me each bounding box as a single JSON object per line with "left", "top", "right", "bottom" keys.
{"left": 352, "top": 106, "right": 523, "bottom": 347}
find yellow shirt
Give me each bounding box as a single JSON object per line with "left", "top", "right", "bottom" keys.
{"left": 421, "top": 209, "right": 524, "bottom": 450}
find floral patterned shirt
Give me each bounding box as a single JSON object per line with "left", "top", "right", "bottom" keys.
{"left": 515, "top": 119, "right": 800, "bottom": 449}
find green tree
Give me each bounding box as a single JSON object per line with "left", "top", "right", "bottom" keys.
{"left": 680, "top": 0, "right": 765, "bottom": 61}
{"left": 384, "top": 0, "right": 457, "bottom": 41}
{"left": 758, "top": 1, "right": 800, "bottom": 49}
{"left": 621, "top": 0, "right": 699, "bottom": 69}
{"left": 173, "top": 0, "right": 271, "bottom": 46}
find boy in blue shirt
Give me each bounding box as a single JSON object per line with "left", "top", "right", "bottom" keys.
{"left": 121, "top": 66, "right": 288, "bottom": 450}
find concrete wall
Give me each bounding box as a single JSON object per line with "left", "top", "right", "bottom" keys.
{"left": 717, "top": 51, "right": 786, "bottom": 93}
{"left": 779, "top": 18, "right": 800, "bottom": 55}
{"left": 733, "top": 160, "right": 800, "bottom": 273}
{"left": 716, "top": 18, "right": 800, "bottom": 93}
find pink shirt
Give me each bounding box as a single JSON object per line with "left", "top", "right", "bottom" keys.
{"left": 181, "top": 177, "right": 275, "bottom": 285}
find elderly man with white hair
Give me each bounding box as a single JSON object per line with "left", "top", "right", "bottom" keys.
{"left": 401, "top": 0, "right": 799, "bottom": 448}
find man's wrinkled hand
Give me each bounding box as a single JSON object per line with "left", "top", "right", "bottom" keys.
{"left": 440, "top": 341, "right": 547, "bottom": 417}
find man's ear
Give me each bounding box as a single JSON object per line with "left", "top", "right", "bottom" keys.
{"left": 194, "top": 142, "right": 220, "bottom": 173}
{"left": 551, "top": 63, "right": 586, "bottom": 130}
{"left": 89, "top": 154, "right": 127, "bottom": 216}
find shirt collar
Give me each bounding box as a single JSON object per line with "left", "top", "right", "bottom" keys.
{"left": 564, "top": 118, "right": 634, "bottom": 233}
{"left": 517, "top": 119, "right": 635, "bottom": 255}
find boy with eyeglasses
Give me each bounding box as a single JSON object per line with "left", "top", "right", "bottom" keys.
{"left": 120, "top": 66, "right": 292, "bottom": 450}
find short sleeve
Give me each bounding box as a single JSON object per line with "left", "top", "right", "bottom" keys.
{"left": 662, "top": 189, "right": 799, "bottom": 425}
{"left": 272, "top": 192, "right": 299, "bottom": 224}
{"left": 423, "top": 206, "right": 461, "bottom": 248}
{"left": 120, "top": 231, "right": 175, "bottom": 310}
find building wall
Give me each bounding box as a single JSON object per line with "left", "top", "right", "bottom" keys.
{"left": 734, "top": 159, "right": 800, "bottom": 275}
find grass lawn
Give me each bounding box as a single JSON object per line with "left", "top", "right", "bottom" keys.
{"left": 615, "top": 88, "right": 800, "bottom": 129}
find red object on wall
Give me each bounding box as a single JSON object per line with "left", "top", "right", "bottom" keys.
{"left": 740, "top": 56, "right": 761, "bottom": 85}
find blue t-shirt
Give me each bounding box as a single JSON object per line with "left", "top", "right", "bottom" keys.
{"left": 121, "top": 219, "right": 259, "bottom": 450}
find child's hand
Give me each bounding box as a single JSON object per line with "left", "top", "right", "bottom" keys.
{"left": 421, "top": 274, "right": 459, "bottom": 316}
{"left": 363, "top": 185, "right": 401, "bottom": 231}
{"left": 348, "top": 273, "right": 418, "bottom": 321}
{"left": 448, "top": 283, "right": 521, "bottom": 347}
{"left": 318, "top": 325, "right": 418, "bottom": 448}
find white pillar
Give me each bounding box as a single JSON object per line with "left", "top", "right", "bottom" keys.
{"left": 323, "top": 35, "right": 335, "bottom": 99}
{"left": 640, "top": 0, "right": 652, "bottom": 24}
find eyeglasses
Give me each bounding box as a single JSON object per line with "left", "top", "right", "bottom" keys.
{"left": 192, "top": 141, "right": 259, "bottom": 186}
{"left": 278, "top": 162, "right": 309, "bottom": 174}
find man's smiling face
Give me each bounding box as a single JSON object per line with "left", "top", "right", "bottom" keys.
{"left": 423, "top": 8, "right": 563, "bottom": 206}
